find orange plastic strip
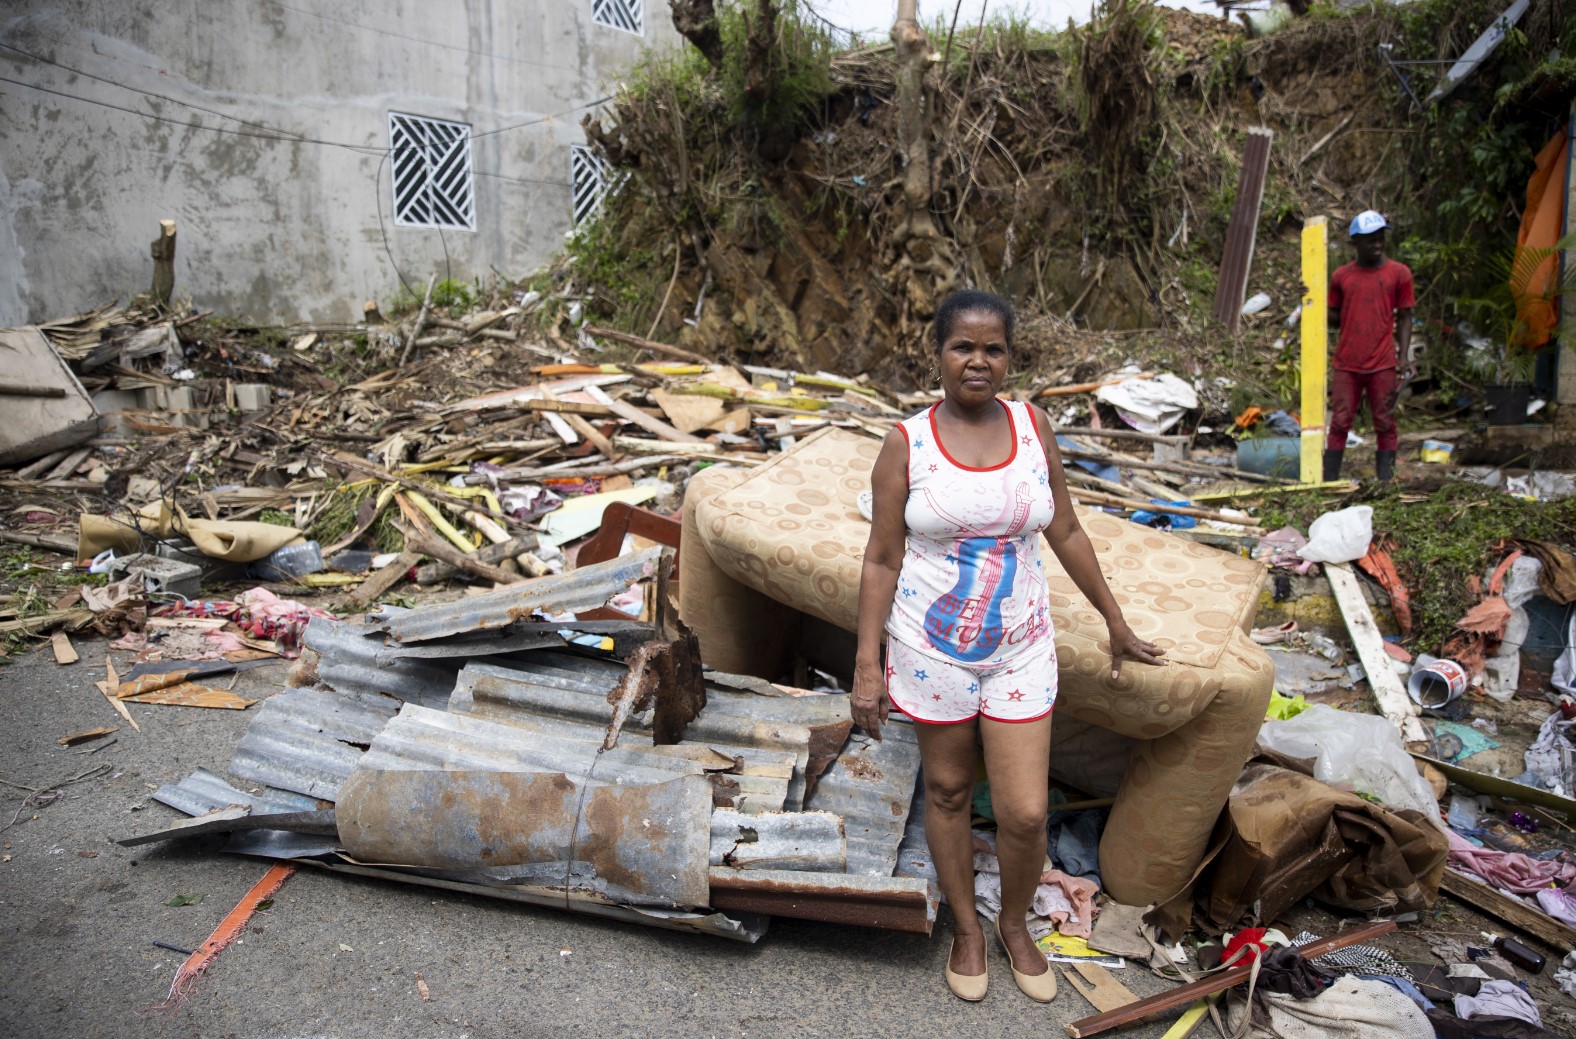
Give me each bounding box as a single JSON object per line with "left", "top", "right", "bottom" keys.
{"left": 158, "top": 863, "right": 295, "bottom": 1007}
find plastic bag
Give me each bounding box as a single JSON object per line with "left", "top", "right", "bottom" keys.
{"left": 1296, "top": 505, "right": 1373, "bottom": 564}
{"left": 1257, "top": 704, "right": 1440, "bottom": 820}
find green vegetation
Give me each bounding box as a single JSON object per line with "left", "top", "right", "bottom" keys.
{"left": 1259, "top": 482, "right": 1576, "bottom": 652}
{"left": 307, "top": 485, "right": 403, "bottom": 556}
{"left": 1, "top": 547, "right": 107, "bottom": 661}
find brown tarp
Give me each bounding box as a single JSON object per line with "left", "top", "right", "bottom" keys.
{"left": 1195, "top": 760, "right": 1448, "bottom": 933}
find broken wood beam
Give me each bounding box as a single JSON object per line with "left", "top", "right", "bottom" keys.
{"left": 1325, "top": 562, "right": 1426, "bottom": 745}
{"left": 150, "top": 219, "right": 177, "bottom": 306}
{"left": 400, "top": 524, "right": 521, "bottom": 586}
{"left": 582, "top": 324, "right": 710, "bottom": 365}
{"left": 1440, "top": 868, "right": 1576, "bottom": 951}
{"left": 1065, "top": 921, "right": 1396, "bottom": 1038}
{"left": 1052, "top": 426, "right": 1188, "bottom": 445}
{"left": 348, "top": 550, "right": 420, "bottom": 607}
{"left": 414, "top": 534, "right": 540, "bottom": 586}
{"left": 1059, "top": 447, "right": 1289, "bottom": 485}
{"left": 0, "top": 531, "right": 79, "bottom": 554}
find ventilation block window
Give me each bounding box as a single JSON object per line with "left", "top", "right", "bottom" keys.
{"left": 570, "top": 144, "right": 611, "bottom": 226}
{"left": 389, "top": 113, "right": 476, "bottom": 231}
{"left": 593, "top": 0, "right": 643, "bottom": 36}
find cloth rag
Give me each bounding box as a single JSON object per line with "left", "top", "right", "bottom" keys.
{"left": 1446, "top": 828, "right": 1576, "bottom": 894}
{"left": 1224, "top": 975, "right": 1433, "bottom": 1039}
{"left": 971, "top": 831, "right": 1100, "bottom": 938}
{"left": 1454, "top": 980, "right": 1542, "bottom": 1027}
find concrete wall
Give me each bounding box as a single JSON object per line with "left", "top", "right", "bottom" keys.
{"left": 0, "top": 1, "right": 678, "bottom": 325}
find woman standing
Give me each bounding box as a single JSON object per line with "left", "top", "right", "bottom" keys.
{"left": 851, "top": 290, "right": 1165, "bottom": 1002}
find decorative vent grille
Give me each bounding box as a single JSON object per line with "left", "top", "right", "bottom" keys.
{"left": 389, "top": 113, "right": 475, "bottom": 231}
{"left": 570, "top": 145, "right": 611, "bottom": 226}
{"left": 592, "top": 0, "right": 643, "bottom": 36}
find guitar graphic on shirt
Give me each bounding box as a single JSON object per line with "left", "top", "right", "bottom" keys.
{"left": 922, "top": 482, "right": 1034, "bottom": 662}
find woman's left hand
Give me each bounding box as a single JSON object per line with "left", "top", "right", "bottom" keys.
{"left": 1108, "top": 618, "right": 1166, "bottom": 680}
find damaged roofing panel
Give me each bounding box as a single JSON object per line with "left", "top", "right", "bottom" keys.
{"left": 380, "top": 545, "right": 665, "bottom": 643}
{"left": 229, "top": 687, "right": 400, "bottom": 800}
{"left": 710, "top": 809, "right": 846, "bottom": 872}
{"left": 804, "top": 718, "right": 922, "bottom": 877}
{"left": 154, "top": 766, "right": 321, "bottom": 817}
{"left": 358, "top": 703, "right": 706, "bottom": 788}
{"left": 337, "top": 768, "right": 714, "bottom": 908}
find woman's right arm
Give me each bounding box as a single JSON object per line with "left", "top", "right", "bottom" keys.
{"left": 851, "top": 429, "right": 910, "bottom": 740}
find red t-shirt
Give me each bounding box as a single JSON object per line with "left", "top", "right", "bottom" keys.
{"left": 1328, "top": 259, "right": 1415, "bottom": 373}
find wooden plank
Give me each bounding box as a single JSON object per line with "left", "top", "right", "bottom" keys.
{"left": 585, "top": 385, "right": 706, "bottom": 444}
{"left": 97, "top": 658, "right": 139, "bottom": 733}
{"left": 51, "top": 631, "right": 79, "bottom": 665}
{"left": 1440, "top": 868, "right": 1576, "bottom": 951}
{"left": 58, "top": 726, "right": 117, "bottom": 746}
{"left": 348, "top": 550, "right": 420, "bottom": 607}
{"left": 14, "top": 448, "right": 68, "bottom": 479}
{"left": 1067, "top": 487, "right": 1260, "bottom": 527}
{"left": 1325, "top": 562, "right": 1426, "bottom": 744}
{"left": 1062, "top": 963, "right": 1139, "bottom": 1013}
{"left": 1300, "top": 216, "right": 1329, "bottom": 483}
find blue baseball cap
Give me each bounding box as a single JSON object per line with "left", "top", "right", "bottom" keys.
{"left": 1349, "top": 210, "right": 1389, "bottom": 237}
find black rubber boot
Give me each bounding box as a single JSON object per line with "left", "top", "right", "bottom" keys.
{"left": 1322, "top": 449, "right": 1344, "bottom": 482}
{"left": 1376, "top": 450, "right": 1396, "bottom": 483}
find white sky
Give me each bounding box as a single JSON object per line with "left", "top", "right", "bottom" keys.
{"left": 805, "top": 0, "right": 1227, "bottom": 37}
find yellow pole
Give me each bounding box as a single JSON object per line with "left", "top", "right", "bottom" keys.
{"left": 1300, "top": 216, "right": 1329, "bottom": 483}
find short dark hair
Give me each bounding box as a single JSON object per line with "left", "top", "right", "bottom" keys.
{"left": 933, "top": 290, "right": 1016, "bottom": 352}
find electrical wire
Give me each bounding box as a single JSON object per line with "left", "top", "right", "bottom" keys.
{"left": 0, "top": 40, "right": 309, "bottom": 140}
{"left": 260, "top": 0, "right": 576, "bottom": 74}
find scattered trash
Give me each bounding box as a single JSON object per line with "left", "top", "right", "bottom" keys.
{"left": 1407, "top": 658, "right": 1468, "bottom": 709}
{"left": 1297, "top": 506, "right": 1374, "bottom": 564}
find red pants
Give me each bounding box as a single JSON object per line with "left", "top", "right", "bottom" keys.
{"left": 1327, "top": 367, "right": 1398, "bottom": 451}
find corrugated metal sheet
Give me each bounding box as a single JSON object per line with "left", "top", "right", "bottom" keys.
{"left": 229, "top": 687, "right": 399, "bottom": 800}
{"left": 337, "top": 768, "right": 714, "bottom": 908}
{"left": 379, "top": 545, "right": 665, "bottom": 642}
{"left": 710, "top": 809, "right": 846, "bottom": 872}
{"left": 450, "top": 656, "right": 855, "bottom": 813}
{"left": 1212, "top": 126, "right": 1274, "bottom": 333}
{"left": 153, "top": 766, "right": 320, "bottom": 816}
{"left": 805, "top": 718, "right": 922, "bottom": 877}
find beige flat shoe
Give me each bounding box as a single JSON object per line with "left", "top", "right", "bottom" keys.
{"left": 945, "top": 935, "right": 988, "bottom": 1002}
{"left": 995, "top": 918, "right": 1057, "bottom": 1002}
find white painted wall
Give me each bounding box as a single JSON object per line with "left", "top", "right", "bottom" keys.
{"left": 0, "top": 0, "right": 679, "bottom": 324}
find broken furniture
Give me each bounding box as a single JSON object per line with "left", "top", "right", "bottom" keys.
{"left": 680, "top": 427, "right": 1276, "bottom": 909}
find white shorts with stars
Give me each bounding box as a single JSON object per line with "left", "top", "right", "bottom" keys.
{"left": 883, "top": 636, "right": 1057, "bottom": 725}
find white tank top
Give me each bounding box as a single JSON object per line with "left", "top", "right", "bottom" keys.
{"left": 885, "top": 399, "right": 1057, "bottom": 669}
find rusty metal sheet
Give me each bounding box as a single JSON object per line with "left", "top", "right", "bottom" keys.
{"left": 119, "top": 807, "right": 338, "bottom": 847}
{"left": 380, "top": 546, "right": 666, "bottom": 643}
{"left": 1211, "top": 126, "right": 1274, "bottom": 333}
{"left": 710, "top": 809, "right": 845, "bottom": 872}
{"left": 229, "top": 687, "right": 400, "bottom": 800}
{"left": 805, "top": 717, "right": 922, "bottom": 877}
{"left": 336, "top": 769, "right": 714, "bottom": 908}
{"left": 707, "top": 868, "right": 936, "bottom": 935}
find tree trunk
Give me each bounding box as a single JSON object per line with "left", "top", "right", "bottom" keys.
{"left": 668, "top": 0, "right": 726, "bottom": 69}
{"left": 889, "top": 2, "right": 956, "bottom": 320}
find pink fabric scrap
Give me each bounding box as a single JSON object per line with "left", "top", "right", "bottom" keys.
{"left": 1447, "top": 828, "right": 1576, "bottom": 894}
{"left": 970, "top": 832, "right": 1101, "bottom": 938}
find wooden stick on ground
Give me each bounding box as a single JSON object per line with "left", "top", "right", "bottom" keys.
{"left": 1064, "top": 921, "right": 1397, "bottom": 1038}
{"left": 0, "top": 531, "right": 79, "bottom": 554}
{"left": 397, "top": 273, "right": 438, "bottom": 367}
{"left": 1069, "top": 487, "right": 1260, "bottom": 527}
{"left": 582, "top": 323, "right": 710, "bottom": 365}
{"left": 414, "top": 534, "right": 540, "bottom": 586}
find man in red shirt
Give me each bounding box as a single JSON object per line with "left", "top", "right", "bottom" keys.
{"left": 1325, "top": 210, "right": 1415, "bottom": 483}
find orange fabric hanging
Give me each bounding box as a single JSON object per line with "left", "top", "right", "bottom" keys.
{"left": 1514, "top": 130, "right": 1570, "bottom": 348}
